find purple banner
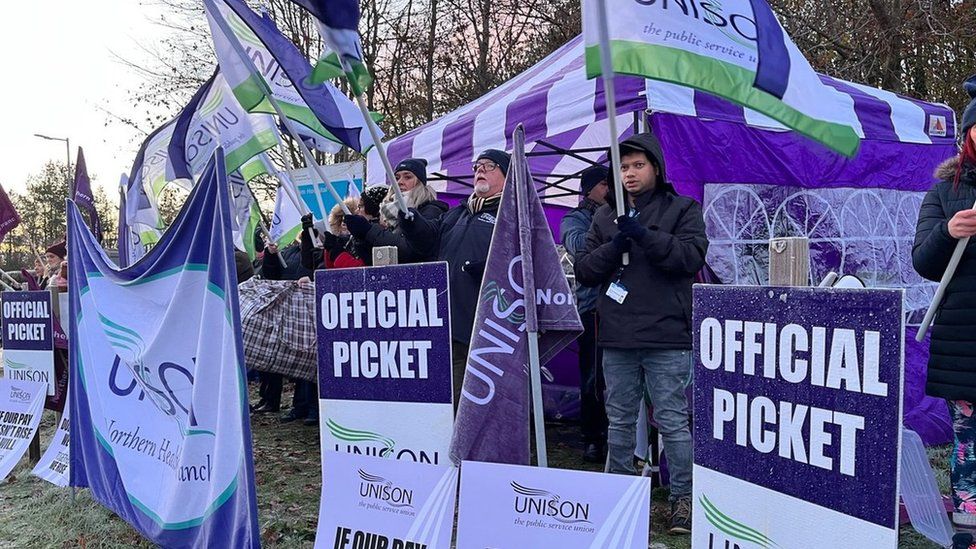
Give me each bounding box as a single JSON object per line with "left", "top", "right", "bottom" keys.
{"left": 316, "top": 262, "right": 452, "bottom": 404}
{"left": 693, "top": 285, "right": 903, "bottom": 529}
{"left": 2, "top": 291, "right": 53, "bottom": 352}
{"left": 73, "top": 148, "right": 103, "bottom": 243}
{"left": 0, "top": 184, "right": 19, "bottom": 244}
{"left": 450, "top": 126, "right": 582, "bottom": 465}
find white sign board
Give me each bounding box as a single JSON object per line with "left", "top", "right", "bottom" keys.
{"left": 315, "top": 451, "right": 458, "bottom": 549}
{"left": 456, "top": 460, "right": 650, "bottom": 548}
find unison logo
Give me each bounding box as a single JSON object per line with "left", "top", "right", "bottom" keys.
{"left": 327, "top": 419, "right": 441, "bottom": 464}
{"left": 511, "top": 482, "right": 591, "bottom": 524}
{"left": 9, "top": 385, "right": 32, "bottom": 404}
{"left": 358, "top": 469, "right": 414, "bottom": 508}
{"left": 700, "top": 494, "right": 779, "bottom": 549}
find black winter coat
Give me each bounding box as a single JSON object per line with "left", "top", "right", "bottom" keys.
{"left": 575, "top": 188, "right": 707, "bottom": 349}
{"left": 402, "top": 198, "right": 499, "bottom": 345}
{"left": 261, "top": 244, "right": 312, "bottom": 281}
{"left": 913, "top": 156, "right": 976, "bottom": 401}
{"left": 363, "top": 199, "right": 449, "bottom": 263}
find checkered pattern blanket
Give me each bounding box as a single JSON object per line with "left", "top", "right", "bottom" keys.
{"left": 240, "top": 278, "right": 318, "bottom": 382}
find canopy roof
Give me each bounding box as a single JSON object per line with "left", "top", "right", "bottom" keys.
{"left": 367, "top": 34, "right": 956, "bottom": 206}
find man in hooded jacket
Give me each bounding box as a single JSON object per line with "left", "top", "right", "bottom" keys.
{"left": 575, "top": 133, "right": 707, "bottom": 535}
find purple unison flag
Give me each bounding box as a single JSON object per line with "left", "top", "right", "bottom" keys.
{"left": 0, "top": 183, "right": 20, "bottom": 244}
{"left": 450, "top": 125, "right": 582, "bottom": 465}
{"left": 72, "top": 147, "right": 102, "bottom": 243}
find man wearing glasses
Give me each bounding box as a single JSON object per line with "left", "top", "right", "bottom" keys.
{"left": 401, "top": 149, "right": 510, "bottom": 406}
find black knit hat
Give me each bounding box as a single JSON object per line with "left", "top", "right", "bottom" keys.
{"left": 476, "top": 149, "right": 510, "bottom": 176}
{"left": 580, "top": 165, "right": 609, "bottom": 195}
{"left": 962, "top": 75, "right": 976, "bottom": 138}
{"left": 361, "top": 185, "right": 389, "bottom": 218}
{"left": 394, "top": 158, "right": 428, "bottom": 185}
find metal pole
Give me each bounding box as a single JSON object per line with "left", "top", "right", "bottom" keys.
{"left": 352, "top": 94, "right": 410, "bottom": 217}
{"left": 66, "top": 139, "right": 72, "bottom": 196}
{"left": 265, "top": 150, "right": 321, "bottom": 247}
{"left": 916, "top": 200, "right": 976, "bottom": 341}
{"left": 527, "top": 332, "right": 547, "bottom": 467}
{"left": 242, "top": 182, "right": 287, "bottom": 269}
{"left": 204, "top": 0, "right": 349, "bottom": 215}
{"left": 594, "top": 0, "right": 629, "bottom": 266}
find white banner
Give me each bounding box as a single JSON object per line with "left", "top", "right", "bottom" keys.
{"left": 456, "top": 461, "right": 651, "bottom": 548}
{"left": 314, "top": 451, "right": 458, "bottom": 549}
{"left": 31, "top": 395, "right": 70, "bottom": 487}
{"left": 0, "top": 379, "right": 45, "bottom": 481}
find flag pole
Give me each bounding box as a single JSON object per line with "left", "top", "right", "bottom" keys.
{"left": 513, "top": 125, "right": 548, "bottom": 467}
{"left": 351, "top": 94, "right": 410, "bottom": 217}
{"left": 594, "top": 0, "right": 629, "bottom": 266}
{"left": 241, "top": 181, "right": 288, "bottom": 269}
{"left": 916, "top": 199, "right": 976, "bottom": 341}
{"left": 205, "top": 0, "right": 351, "bottom": 215}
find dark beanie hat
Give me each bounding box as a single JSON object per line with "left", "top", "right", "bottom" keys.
{"left": 394, "top": 158, "right": 428, "bottom": 185}
{"left": 45, "top": 241, "right": 66, "bottom": 259}
{"left": 361, "top": 185, "right": 389, "bottom": 218}
{"left": 476, "top": 149, "right": 510, "bottom": 176}
{"left": 580, "top": 165, "right": 609, "bottom": 195}
{"left": 962, "top": 74, "right": 976, "bottom": 138}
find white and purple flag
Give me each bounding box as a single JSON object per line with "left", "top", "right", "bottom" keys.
{"left": 203, "top": 0, "right": 379, "bottom": 153}
{"left": 583, "top": 0, "right": 860, "bottom": 156}
{"left": 450, "top": 125, "right": 582, "bottom": 465}
{"left": 168, "top": 69, "right": 280, "bottom": 182}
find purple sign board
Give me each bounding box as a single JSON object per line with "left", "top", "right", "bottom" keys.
{"left": 2, "top": 291, "right": 55, "bottom": 396}
{"left": 692, "top": 285, "right": 904, "bottom": 548}
{"left": 315, "top": 263, "right": 454, "bottom": 466}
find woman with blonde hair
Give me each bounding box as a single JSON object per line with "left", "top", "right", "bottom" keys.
{"left": 342, "top": 158, "right": 448, "bottom": 263}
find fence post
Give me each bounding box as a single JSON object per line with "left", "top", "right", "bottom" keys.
{"left": 372, "top": 246, "right": 399, "bottom": 266}
{"left": 768, "top": 237, "right": 810, "bottom": 286}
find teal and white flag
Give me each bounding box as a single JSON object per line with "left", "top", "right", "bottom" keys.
{"left": 168, "top": 70, "right": 280, "bottom": 182}
{"left": 204, "top": 0, "right": 378, "bottom": 153}
{"left": 68, "top": 149, "right": 260, "bottom": 547}
{"left": 583, "top": 0, "right": 860, "bottom": 156}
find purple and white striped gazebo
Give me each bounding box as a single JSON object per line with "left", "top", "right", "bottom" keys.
{"left": 368, "top": 35, "right": 959, "bottom": 445}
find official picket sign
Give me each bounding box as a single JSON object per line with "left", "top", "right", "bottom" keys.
{"left": 314, "top": 451, "right": 457, "bottom": 549}
{"left": 0, "top": 378, "right": 45, "bottom": 481}
{"left": 316, "top": 262, "right": 453, "bottom": 466}
{"left": 692, "top": 285, "right": 904, "bottom": 548}
{"left": 455, "top": 461, "right": 650, "bottom": 548}
{"left": 291, "top": 160, "right": 363, "bottom": 219}
{"left": 2, "top": 291, "right": 55, "bottom": 396}
{"left": 31, "top": 394, "right": 70, "bottom": 487}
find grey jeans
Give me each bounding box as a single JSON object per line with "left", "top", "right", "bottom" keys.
{"left": 603, "top": 348, "right": 693, "bottom": 500}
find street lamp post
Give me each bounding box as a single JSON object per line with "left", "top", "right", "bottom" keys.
{"left": 33, "top": 134, "right": 72, "bottom": 194}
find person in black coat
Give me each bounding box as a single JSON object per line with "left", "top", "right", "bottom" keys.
{"left": 575, "top": 133, "right": 707, "bottom": 535}
{"left": 399, "top": 149, "right": 510, "bottom": 407}
{"left": 257, "top": 236, "right": 314, "bottom": 420}
{"left": 342, "top": 158, "right": 449, "bottom": 263}
{"left": 912, "top": 75, "right": 976, "bottom": 545}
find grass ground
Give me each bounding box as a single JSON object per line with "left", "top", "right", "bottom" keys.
{"left": 0, "top": 385, "right": 953, "bottom": 548}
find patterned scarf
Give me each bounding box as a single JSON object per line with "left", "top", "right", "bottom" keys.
{"left": 466, "top": 193, "right": 502, "bottom": 214}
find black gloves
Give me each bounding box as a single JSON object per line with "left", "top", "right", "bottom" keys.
{"left": 343, "top": 214, "right": 372, "bottom": 239}
{"left": 616, "top": 215, "right": 648, "bottom": 241}
{"left": 301, "top": 214, "right": 314, "bottom": 230}
{"left": 398, "top": 208, "right": 420, "bottom": 231}
{"left": 611, "top": 232, "right": 632, "bottom": 254}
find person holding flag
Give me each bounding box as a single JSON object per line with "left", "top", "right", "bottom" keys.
{"left": 341, "top": 158, "right": 448, "bottom": 263}
{"left": 575, "top": 133, "right": 708, "bottom": 535}
{"left": 400, "top": 149, "right": 510, "bottom": 405}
